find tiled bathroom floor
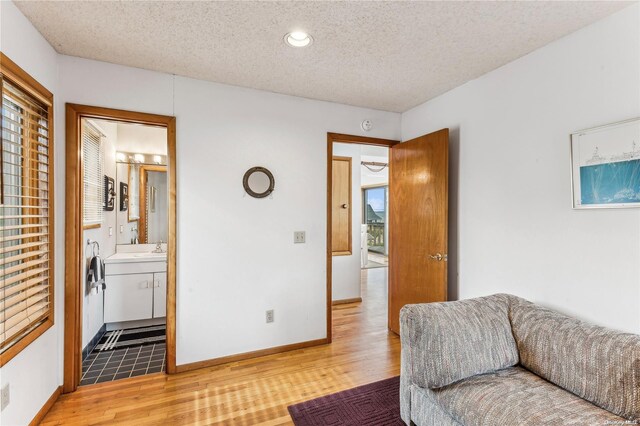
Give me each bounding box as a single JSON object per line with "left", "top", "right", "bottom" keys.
{"left": 80, "top": 342, "right": 166, "bottom": 386}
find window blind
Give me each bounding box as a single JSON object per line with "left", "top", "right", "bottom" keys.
{"left": 0, "top": 76, "right": 53, "bottom": 353}
{"left": 82, "top": 121, "right": 104, "bottom": 227}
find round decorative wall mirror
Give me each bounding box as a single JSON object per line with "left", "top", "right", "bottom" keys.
{"left": 243, "top": 167, "right": 275, "bottom": 198}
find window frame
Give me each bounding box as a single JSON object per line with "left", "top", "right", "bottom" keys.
{"left": 0, "top": 52, "right": 55, "bottom": 367}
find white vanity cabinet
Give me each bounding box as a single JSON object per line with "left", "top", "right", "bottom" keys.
{"left": 104, "top": 274, "right": 154, "bottom": 322}
{"left": 153, "top": 272, "right": 166, "bottom": 318}
{"left": 104, "top": 254, "right": 167, "bottom": 323}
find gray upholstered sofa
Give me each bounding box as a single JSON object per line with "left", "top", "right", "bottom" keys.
{"left": 400, "top": 294, "right": 640, "bottom": 425}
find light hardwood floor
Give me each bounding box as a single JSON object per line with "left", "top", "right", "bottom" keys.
{"left": 42, "top": 268, "right": 399, "bottom": 425}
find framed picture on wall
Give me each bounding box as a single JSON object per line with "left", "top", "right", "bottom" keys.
{"left": 104, "top": 175, "right": 115, "bottom": 211}
{"left": 571, "top": 117, "right": 640, "bottom": 209}
{"left": 120, "top": 182, "right": 129, "bottom": 211}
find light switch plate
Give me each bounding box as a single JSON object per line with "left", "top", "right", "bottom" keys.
{"left": 266, "top": 310, "right": 274, "bottom": 323}
{"left": 294, "top": 231, "right": 305, "bottom": 244}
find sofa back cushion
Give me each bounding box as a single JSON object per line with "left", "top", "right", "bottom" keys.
{"left": 401, "top": 294, "right": 519, "bottom": 389}
{"left": 510, "top": 298, "right": 640, "bottom": 420}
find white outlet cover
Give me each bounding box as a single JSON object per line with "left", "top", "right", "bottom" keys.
{"left": 294, "top": 231, "right": 306, "bottom": 243}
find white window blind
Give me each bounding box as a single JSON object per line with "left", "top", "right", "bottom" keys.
{"left": 82, "top": 121, "right": 104, "bottom": 227}
{"left": 0, "top": 76, "right": 53, "bottom": 354}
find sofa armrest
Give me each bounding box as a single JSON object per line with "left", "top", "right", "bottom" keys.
{"left": 400, "top": 294, "right": 519, "bottom": 393}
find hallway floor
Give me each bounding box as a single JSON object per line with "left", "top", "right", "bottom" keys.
{"left": 43, "top": 269, "right": 399, "bottom": 425}
{"left": 364, "top": 251, "right": 388, "bottom": 269}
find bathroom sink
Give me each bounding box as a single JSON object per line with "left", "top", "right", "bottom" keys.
{"left": 131, "top": 252, "right": 166, "bottom": 258}
{"left": 105, "top": 251, "right": 167, "bottom": 263}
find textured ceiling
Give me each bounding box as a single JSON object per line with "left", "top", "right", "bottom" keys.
{"left": 16, "top": 1, "right": 631, "bottom": 112}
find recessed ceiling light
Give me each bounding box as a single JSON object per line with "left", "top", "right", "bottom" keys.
{"left": 285, "top": 31, "right": 313, "bottom": 48}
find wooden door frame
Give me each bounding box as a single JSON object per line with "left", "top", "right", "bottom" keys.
{"left": 326, "top": 133, "right": 399, "bottom": 342}
{"left": 64, "top": 104, "right": 177, "bottom": 393}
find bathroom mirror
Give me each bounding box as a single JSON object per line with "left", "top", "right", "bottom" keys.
{"left": 243, "top": 167, "right": 275, "bottom": 198}
{"left": 116, "top": 160, "right": 168, "bottom": 244}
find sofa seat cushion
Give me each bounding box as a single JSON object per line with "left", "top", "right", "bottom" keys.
{"left": 422, "top": 366, "right": 626, "bottom": 425}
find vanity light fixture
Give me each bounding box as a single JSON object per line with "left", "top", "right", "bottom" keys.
{"left": 133, "top": 154, "right": 145, "bottom": 163}
{"left": 153, "top": 155, "right": 162, "bottom": 164}
{"left": 284, "top": 31, "right": 313, "bottom": 48}
{"left": 116, "top": 152, "right": 126, "bottom": 162}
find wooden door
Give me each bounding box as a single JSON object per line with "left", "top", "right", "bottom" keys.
{"left": 332, "top": 156, "right": 352, "bottom": 255}
{"left": 388, "top": 129, "right": 449, "bottom": 334}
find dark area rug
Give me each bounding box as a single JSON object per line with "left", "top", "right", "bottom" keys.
{"left": 288, "top": 376, "right": 403, "bottom": 426}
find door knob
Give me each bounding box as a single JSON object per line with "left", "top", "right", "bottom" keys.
{"left": 341, "top": 204, "right": 349, "bottom": 209}
{"left": 429, "top": 253, "right": 443, "bottom": 261}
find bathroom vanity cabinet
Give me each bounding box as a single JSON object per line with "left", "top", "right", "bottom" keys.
{"left": 104, "top": 253, "right": 167, "bottom": 322}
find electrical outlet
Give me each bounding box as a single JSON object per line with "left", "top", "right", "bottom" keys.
{"left": 1, "top": 383, "right": 10, "bottom": 411}
{"left": 266, "top": 310, "right": 274, "bottom": 323}
{"left": 294, "top": 231, "right": 305, "bottom": 244}
{"left": 109, "top": 227, "right": 113, "bottom": 236}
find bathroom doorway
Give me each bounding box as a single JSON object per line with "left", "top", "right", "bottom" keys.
{"left": 64, "top": 105, "right": 176, "bottom": 393}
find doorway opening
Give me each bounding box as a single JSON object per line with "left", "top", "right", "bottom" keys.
{"left": 327, "top": 129, "right": 450, "bottom": 339}
{"left": 326, "top": 133, "right": 399, "bottom": 342}
{"left": 64, "top": 105, "right": 176, "bottom": 393}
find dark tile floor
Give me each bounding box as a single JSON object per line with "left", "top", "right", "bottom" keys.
{"left": 80, "top": 342, "right": 166, "bottom": 386}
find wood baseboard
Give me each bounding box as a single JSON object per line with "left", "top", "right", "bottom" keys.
{"left": 332, "top": 297, "right": 362, "bottom": 305}
{"left": 29, "top": 385, "right": 61, "bottom": 426}
{"left": 175, "top": 338, "right": 328, "bottom": 373}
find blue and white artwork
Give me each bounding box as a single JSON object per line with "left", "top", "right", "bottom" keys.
{"left": 571, "top": 118, "right": 640, "bottom": 208}
{"left": 580, "top": 158, "right": 640, "bottom": 204}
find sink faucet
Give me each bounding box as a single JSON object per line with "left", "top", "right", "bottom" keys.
{"left": 153, "top": 240, "right": 164, "bottom": 253}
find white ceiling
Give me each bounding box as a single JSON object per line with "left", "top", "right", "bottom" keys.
{"left": 16, "top": 1, "right": 631, "bottom": 112}
{"left": 92, "top": 118, "right": 167, "bottom": 155}
{"left": 115, "top": 122, "right": 167, "bottom": 155}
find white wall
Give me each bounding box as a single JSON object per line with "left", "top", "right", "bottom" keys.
{"left": 402, "top": 3, "right": 640, "bottom": 333}
{"left": 360, "top": 145, "right": 389, "bottom": 187}
{"left": 332, "top": 144, "right": 364, "bottom": 301}
{"left": 0, "top": 2, "right": 62, "bottom": 425}
{"left": 173, "top": 77, "right": 400, "bottom": 363}
{"left": 81, "top": 120, "right": 118, "bottom": 348}
{"left": 360, "top": 156, "right": 389, "bottom": 187}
